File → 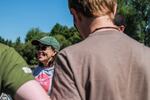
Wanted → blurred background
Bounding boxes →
[0,0,150,66]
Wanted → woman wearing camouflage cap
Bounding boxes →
[31,36,60,95]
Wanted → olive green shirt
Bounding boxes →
[0,43,34,97]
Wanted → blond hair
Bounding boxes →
[69,0,117,19]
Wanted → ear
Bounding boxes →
[114,3,117,15]
[52,51,57,56]
[119,25,125,32]
[70,8,82,22]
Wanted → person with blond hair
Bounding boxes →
[50,0,150,100]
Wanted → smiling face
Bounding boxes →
[36,45,56,66]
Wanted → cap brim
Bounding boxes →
[31,40,40,45]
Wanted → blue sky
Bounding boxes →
[0,0,73,42]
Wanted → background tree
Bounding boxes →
[50,23,81,49]
[25,28,49,42]
[117,0,150,46]
[22,41,37,65]
[0,36,12,46]
[13,37,24,56]
[1,0,150,65]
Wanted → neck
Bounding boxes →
[42,62,49,67]
[89,15,117,33]
[42,58,53,67]
[78,15,116,38]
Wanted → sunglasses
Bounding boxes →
[36,45,48,51]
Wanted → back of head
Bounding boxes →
[114,14,126,32]
[68,0,117,19]
[114,14,126,27]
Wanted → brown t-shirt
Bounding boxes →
[51,30,150,100]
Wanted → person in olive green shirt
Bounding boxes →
[0,43,51,100]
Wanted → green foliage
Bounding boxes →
[25,28,49,43]
[51,23,73,38]
[1,0,150,65]
[117,0,150,46]
[0,36,12,46]
[68,27,81,44]
[50,23,81,49]
[0,26,81,65]
[22,41,38,65]
[13,37,24,56]
[53,34,72,49]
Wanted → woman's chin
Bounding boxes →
[38,58,44,62]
